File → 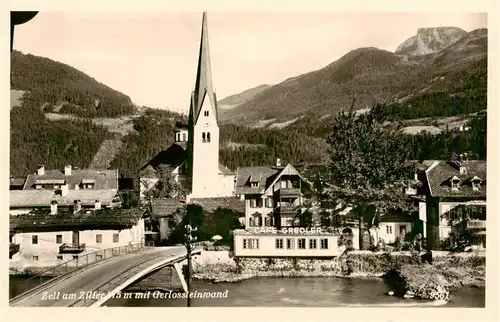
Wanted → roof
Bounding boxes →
[219,164,235,175]
[190,197,245,214]
[151,198,186,217]
[10,178,26,187]
[24,169,118,190]
[425,160,486,198]
[138,143,187,175]
[10,189,118,208]
[190,12,218,125]
[379,212,415,223]
[235,166,281,195]
[10,207,146,233]
[234,163,314,195]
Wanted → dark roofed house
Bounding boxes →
[10,177,26,190]
[10,207,147,267]
[423,160,486,250]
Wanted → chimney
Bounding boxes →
[61,183,69,197]
[50,200,58,215]
[459,153,468,175]
[64,165,72,176]
[73,200,82,213]
[37,165,45,176]
[459,164,467,175]
[276,158,282,167]
[95,199,101,210]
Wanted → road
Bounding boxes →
[10,246,187,307]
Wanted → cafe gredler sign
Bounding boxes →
[250,227,324,234]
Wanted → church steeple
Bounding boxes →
[190,12,218,125]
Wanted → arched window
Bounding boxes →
[182,133,187,141]
[207,132,211,142]
[176,133,180,141]
[202,132,206,142]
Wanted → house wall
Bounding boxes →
[233,233,341,257]
[377,222,412,244]
[244,195,274,227]
[10,219,145,269]
[418,202,427,238]
[159,217,171,242]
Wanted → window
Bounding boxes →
[251,182,258,188]
[250,199,257,208]
[176,133,181,141]
[54,185,60,189]
[243,238,259,249]
[96,234,103,243]
[207,132,211,142]
[204,110,209,117]
[202,132,206,142]
[248,218,254,227]
[451,179,460,190]
[309,239,317,249]
[265,198,273,208]
[182,133,187,141]
[320,238,329,249]
[264,217,270,227]
[286,238,295,249]
[73,255,79,260]
[386,225,393,234]
[281,180,287,188]
[57,255,63,260]
[276,238,284,249]
[32,256,39,261]
[113,233,119,243]
[56,235,62,244]
[32,235,38,244]
[298,238,306,249]
[35,185,42,189]
[472,180,481,191]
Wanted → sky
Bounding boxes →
[12,12,487,114]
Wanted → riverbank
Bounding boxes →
[191,250,485,299]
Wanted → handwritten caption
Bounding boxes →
[41,290,229,301]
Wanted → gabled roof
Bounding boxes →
[219,164,235,175]
[24,169,118,190]
[10,189,119,208]
[425,160,486,198]
[234,163,313,195]
[151,198,185,217]
[190,197,245,214]
[138,143,187,175]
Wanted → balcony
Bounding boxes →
[275,187,301,197]
[275,204,298,214]
[466,220,486,229]
[59,243,86,254]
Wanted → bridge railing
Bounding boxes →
[23,241,153,290]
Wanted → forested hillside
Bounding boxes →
[11,50,134,117]
[10,105,109,176]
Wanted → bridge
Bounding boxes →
[10,245,201,307]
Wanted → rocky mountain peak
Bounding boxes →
[395,27,467,56]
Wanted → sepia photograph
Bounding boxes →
[8,10,489,311]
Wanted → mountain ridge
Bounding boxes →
[219,28,487,126]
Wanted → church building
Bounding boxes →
[139,13,235,199]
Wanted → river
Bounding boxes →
[9,276,484,307]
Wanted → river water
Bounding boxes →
[104,277,484,308]
[10,276,484,307]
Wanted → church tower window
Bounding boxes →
[207,132,211,143]
[204,111,209,117]
[202,132,206,142]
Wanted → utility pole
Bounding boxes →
[184,222,197,307]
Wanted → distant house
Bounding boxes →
[9,206,146,268]
[424,159,486,249]
[10,177,26,190]
[9,165,122,215]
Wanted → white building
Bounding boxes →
[10,204,146,269]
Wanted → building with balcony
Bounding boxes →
[424,159,486,250]
[9,205,147,270]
